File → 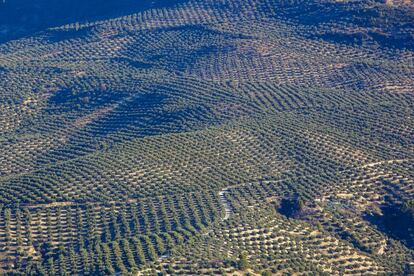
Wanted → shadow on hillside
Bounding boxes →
[365,204,414,249]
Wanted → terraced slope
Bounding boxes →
[0,0,413,275]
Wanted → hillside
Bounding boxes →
[0,0,413,275]
[0,0,187,43]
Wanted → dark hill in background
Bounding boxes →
[0,0,186,43]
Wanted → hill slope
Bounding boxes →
[0,0,413,275]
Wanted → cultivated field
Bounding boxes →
[0,0,413,275]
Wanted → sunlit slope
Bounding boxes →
[0,0,413,275]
